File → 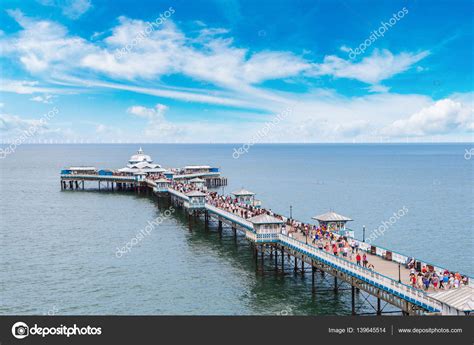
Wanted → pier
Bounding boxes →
[60,149,473,316]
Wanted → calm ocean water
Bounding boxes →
[0,144,472,315]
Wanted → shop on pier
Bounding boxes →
[248,214,284,242]
[312,211,353,236]
[189,177,206,190]
[232,188,261,208]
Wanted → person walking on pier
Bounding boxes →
[362,253,368,268]
[356,253,361,266]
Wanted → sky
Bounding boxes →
[0,0,472,143]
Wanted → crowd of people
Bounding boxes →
[408,265,468,291]
[162,177,469,291]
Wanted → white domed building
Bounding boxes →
[117,148,166,176]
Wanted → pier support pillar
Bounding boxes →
[301,256,304,275]
[294,256,298,273]
[281,248,284,273]
[351,285,356,315]
[260,245,264,268]
[255,245,258,265]
[274,246,278,271]
[218,220,222,232]
[312,265,316,294]
[334,276,338,293]
[377,298,382,316]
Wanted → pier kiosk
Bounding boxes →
[312,211,353,237]
[232,188,261,208]
[154,178,171,193]
[184,190,207,210]
[248,214,284,243]
[189,177,206,190]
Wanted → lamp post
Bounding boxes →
[289,205,293,220]
[362,225,366,242]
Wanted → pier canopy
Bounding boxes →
[429,286,474,315]
[189,177,206,190]
[248,214,284,242]
[154,178,171,193]
[183,165,212,174]
[129,147,153,164]
[232,188,261,208]
[119,148,165,176]
[312,211,353,232]
[185,190,207,209]
[67,166,97,174]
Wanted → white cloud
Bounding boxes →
[367,84,390,93]
[30,94,55,103]
[310,49,430,84]
[381,98,473,136]
[128,104,183,139]
[37,0,92,19]
[0,80,62,94]
[3,9,96,73]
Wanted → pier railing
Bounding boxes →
[167,188,189,201]
[61,174,137,181]
[205,204,254,230]
[279,234,443,312]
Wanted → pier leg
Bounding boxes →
[334,276,338,293]
[218,220,222,232]
[294,256,298,273]
[351,285,356,315]
[301,256,304,275]
[260,245,264,268]
[82,181,84,190]
[377,298,382,316]
[98,181,100,190]
[274,246,278,271]
[312,265,316,294]
[281,248,284,273]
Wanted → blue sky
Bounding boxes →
[0,0,472,143]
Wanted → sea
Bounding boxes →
[0,143,472,315]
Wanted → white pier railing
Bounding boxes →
[279,234,443,312]
[167,188,189,201]
[205,204,254,230]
